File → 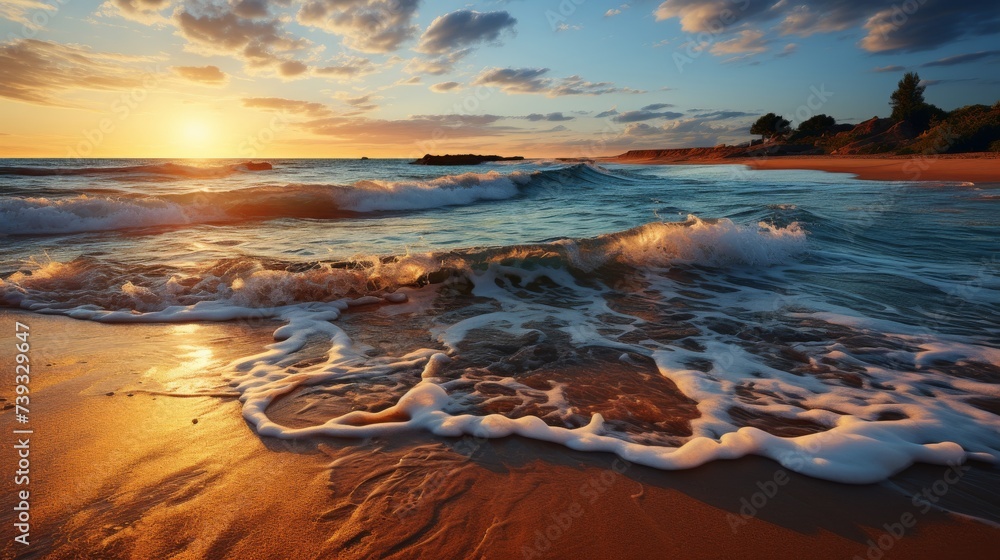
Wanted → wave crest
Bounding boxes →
[0,165,613,235]
[1,217,806,313]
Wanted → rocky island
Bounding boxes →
[411,154,525,165]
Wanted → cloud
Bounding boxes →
[709,30,768,55]
[640,103,674,111]
[232,0,269,18]
[776,43,797,57]
[919,78,976,87]
[612,110,684,123]
[471,67,548,93]
[300,114,513,143]
[654,0,1000,55]
[429,81,461,93]
[100,0,171,24]
[395,75,421,85]
[620,112,751,147]
[860,1,1000,53]
[170,64,227,85]
[0,39,151,106]
[872,64,906,73]
[556,23,582,32]
[654,0,773,32]
[472,67,643,96]
[279,60,308,77]
[621,123,662,137]
[613,107,757,149]
[334,92,378,112]
[692,110,756,120]
[1,0,57,28]
[776,3,866,37]
[297,0,420,53]
[921,50,1000,67]
[242,97,332,117]
[173,3,309,74]
[416,10,517,54]
[315,55,376,80]
[522,112,574,122]
[595,108,619,118]
[604,5,628,18]
[404,49,470,75]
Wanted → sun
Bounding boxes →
[182,121,212,144]
[174,118,219,158]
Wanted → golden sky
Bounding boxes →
[1,0,997,158]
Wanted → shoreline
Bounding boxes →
[606,153,1000,183]
[2,310,999,559]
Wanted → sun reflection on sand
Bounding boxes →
[140,324,227,393]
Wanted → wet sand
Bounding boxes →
[610,153,1000,183]
[1,310,998,559]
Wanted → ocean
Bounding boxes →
[1,158,998,484]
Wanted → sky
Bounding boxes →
[1,0,998,158]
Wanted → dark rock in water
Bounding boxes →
[361,156,370,160]
[411,154,525,166]
[245,161,273,171]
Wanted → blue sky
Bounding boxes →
[1,0,998,157]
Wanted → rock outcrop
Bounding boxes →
[411,154,525,165]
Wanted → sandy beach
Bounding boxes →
[3,0,1000,557]
[3,310,999,559]
[609,152,1000,183]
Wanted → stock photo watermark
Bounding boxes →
[854,462,970,560]
[10,320,33,547]
[521,456,632,559]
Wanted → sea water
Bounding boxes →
[1,158,998,484]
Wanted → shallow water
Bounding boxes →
[2,158,998,483]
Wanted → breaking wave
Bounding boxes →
[0,216,805,312]
[0,164,618,236]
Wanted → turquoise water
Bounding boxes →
[1,158,998,483]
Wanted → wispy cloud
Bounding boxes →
[472,67,644,96]
[242,97,332,117]
[655,0,1000,54]
[429,81,461,93]
[170,65,228,85]
[314,55,377,81]
[921,50,1000,67]
[1,0,58,28]
[300,114,514,143]
[612,110,683,123]
[100,0,171,25]
[0,39,154,106]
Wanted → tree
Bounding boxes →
[890,72,926,122]
[797,114,836,134]
[750,113,791,140]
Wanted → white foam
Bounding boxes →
[338,171,533,212]
[224,310,983,484]
[0,170,537,235]
[4,215,997,487]
[556,216,807,271]
[0,195,201,235]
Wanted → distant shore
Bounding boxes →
[607,151,1000,183]
[3,309,999,559]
